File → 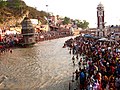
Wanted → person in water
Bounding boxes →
[72,56,75,65]
[10,49,12,53]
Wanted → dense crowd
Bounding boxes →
[0,34,18,54]
[65,35,120,90]
[36,30,71,41]
[0,30,71,54]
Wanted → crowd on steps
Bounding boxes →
[64,35,120,90]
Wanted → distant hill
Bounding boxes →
[0,0,48,27]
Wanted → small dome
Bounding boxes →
[97,2,104,8]
[97,2,104,10]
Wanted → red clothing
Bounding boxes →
[110,66,115,74]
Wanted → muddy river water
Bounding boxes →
[0,36,78,90]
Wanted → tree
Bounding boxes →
[0,0,7,8]
[74,19,82,27]
[7,0,23,9]
[81,20,89,29]
[74,19,89,29]
[62,16,70,25]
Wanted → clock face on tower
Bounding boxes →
[98,11,103,16]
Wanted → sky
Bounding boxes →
[23,0,120,28]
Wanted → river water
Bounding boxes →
[0,36,78,90]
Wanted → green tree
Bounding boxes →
[62,16,70,25]
[74,19,89,29]
[74,19,82,27]
[81,20,89,29]
[0,0,7,8]
[7,0,22,9]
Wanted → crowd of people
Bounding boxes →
[0,29,72,54]
[35,30,72,42]
[64,35,120,90]
[0,34,16,54]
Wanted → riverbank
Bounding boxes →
[0,30,73,53]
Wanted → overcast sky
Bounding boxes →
[23,0,120,28]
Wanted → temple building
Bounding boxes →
[21,16,35,46]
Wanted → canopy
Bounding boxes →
[5,30,17,35]
[83,34,93,38]
[97,38,119,45]
[98,38,108,41]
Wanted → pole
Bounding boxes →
[46,5,48,21]
[46,5,50,31]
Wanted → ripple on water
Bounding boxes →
[0,36,77,90]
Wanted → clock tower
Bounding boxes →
[96,2,105,37]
